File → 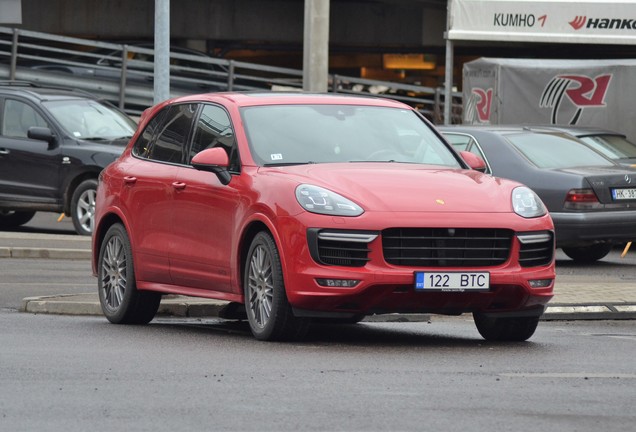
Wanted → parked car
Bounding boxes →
[0,81,137,235]
[92,92,555,342]
[439,125,636,263]
[529,125,636,167]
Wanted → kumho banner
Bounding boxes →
[448,0,636,45]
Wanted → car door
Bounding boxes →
[0,97,61,203]
[170,103,240,294]
[121,103,196,284]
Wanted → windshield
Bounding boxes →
[506,132,615,168]
[579,135,636,159]
[43,99,137,140]
[241,104,460,167]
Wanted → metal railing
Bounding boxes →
[0,26,462,122]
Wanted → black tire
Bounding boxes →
[243,231,310,341]
[0,210,36,229]
[473,312,540,342]
[97,223,161,324]
[562,243,612,263]
[71,178,98,236]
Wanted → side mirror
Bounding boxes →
[191,147,232,185]
[459,150,487,173]
[27,126,57,149]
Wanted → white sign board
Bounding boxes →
[448,0,636,45]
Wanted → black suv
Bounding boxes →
[0,81,137,235]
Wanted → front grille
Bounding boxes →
[518,231,554,267]
[382,228,513,267]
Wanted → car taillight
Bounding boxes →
[564,188,602,209]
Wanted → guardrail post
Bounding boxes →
[227,60,235,91]
[434,88,442,124]
[118,45,129,111]
[10,28,19,80]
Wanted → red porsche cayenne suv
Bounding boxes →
[92,92,555,341]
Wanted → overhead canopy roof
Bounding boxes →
[448,0,636,45]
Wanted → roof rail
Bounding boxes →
[0,80,42,87]
[0,79,98,98]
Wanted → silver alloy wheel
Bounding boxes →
[247,244,274,328]
[76,188,96,233]
[100,235,127,312]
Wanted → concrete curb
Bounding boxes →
[21,294,228,318]
[0,247,91,260]
[543,303,636,320]
[20,294,636,321]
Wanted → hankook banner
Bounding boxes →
[448,0,636,44]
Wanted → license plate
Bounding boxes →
[414,271,490,292]
[612,188,636,200]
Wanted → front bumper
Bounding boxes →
[276,213,555,319]
[551,210,636,247]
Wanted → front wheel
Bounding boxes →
[71,179,98,236]
[98,223,161,324]
[473,312,540,342]
[243,231,310,341]
[0,210,36,229]
[562,244,612,263]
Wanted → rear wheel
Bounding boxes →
[562,243,612,263]
[0,210,36,229]
[98,223,161,324]
[71,178,98,236]
[473,312,540,342]
[244,231,310,341]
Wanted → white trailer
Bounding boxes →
[462,57,636,142]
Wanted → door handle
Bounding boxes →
[172,181,186,190]
[0,148,9,155]
[123,176,137,185]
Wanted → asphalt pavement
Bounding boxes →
[2,230,636,321]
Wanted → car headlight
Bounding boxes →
[296,184,364,216]
[512,186,547,218]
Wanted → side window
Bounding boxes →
[135,104,197,164]
[444,132,491,174]
[1,99,48,138]
[443,133,472,152]
[190,104,239,172]
[133,108,166,159]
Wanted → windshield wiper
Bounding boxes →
[82,135,132,141]
[263,161,317,167]
[349,159,398,163]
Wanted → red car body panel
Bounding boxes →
[93,92,555,319]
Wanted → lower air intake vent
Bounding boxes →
[308,229,377,267]
[518,231,554,267]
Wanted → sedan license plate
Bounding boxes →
[612,188,636,200]
[415,271,490,292]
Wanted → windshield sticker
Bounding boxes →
[270,153,283,161]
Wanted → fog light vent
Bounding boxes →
[529,279,553,288]
[316,279,360,288]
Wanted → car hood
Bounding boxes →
[263,163,519,213]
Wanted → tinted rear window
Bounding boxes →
[506,133,614,168]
